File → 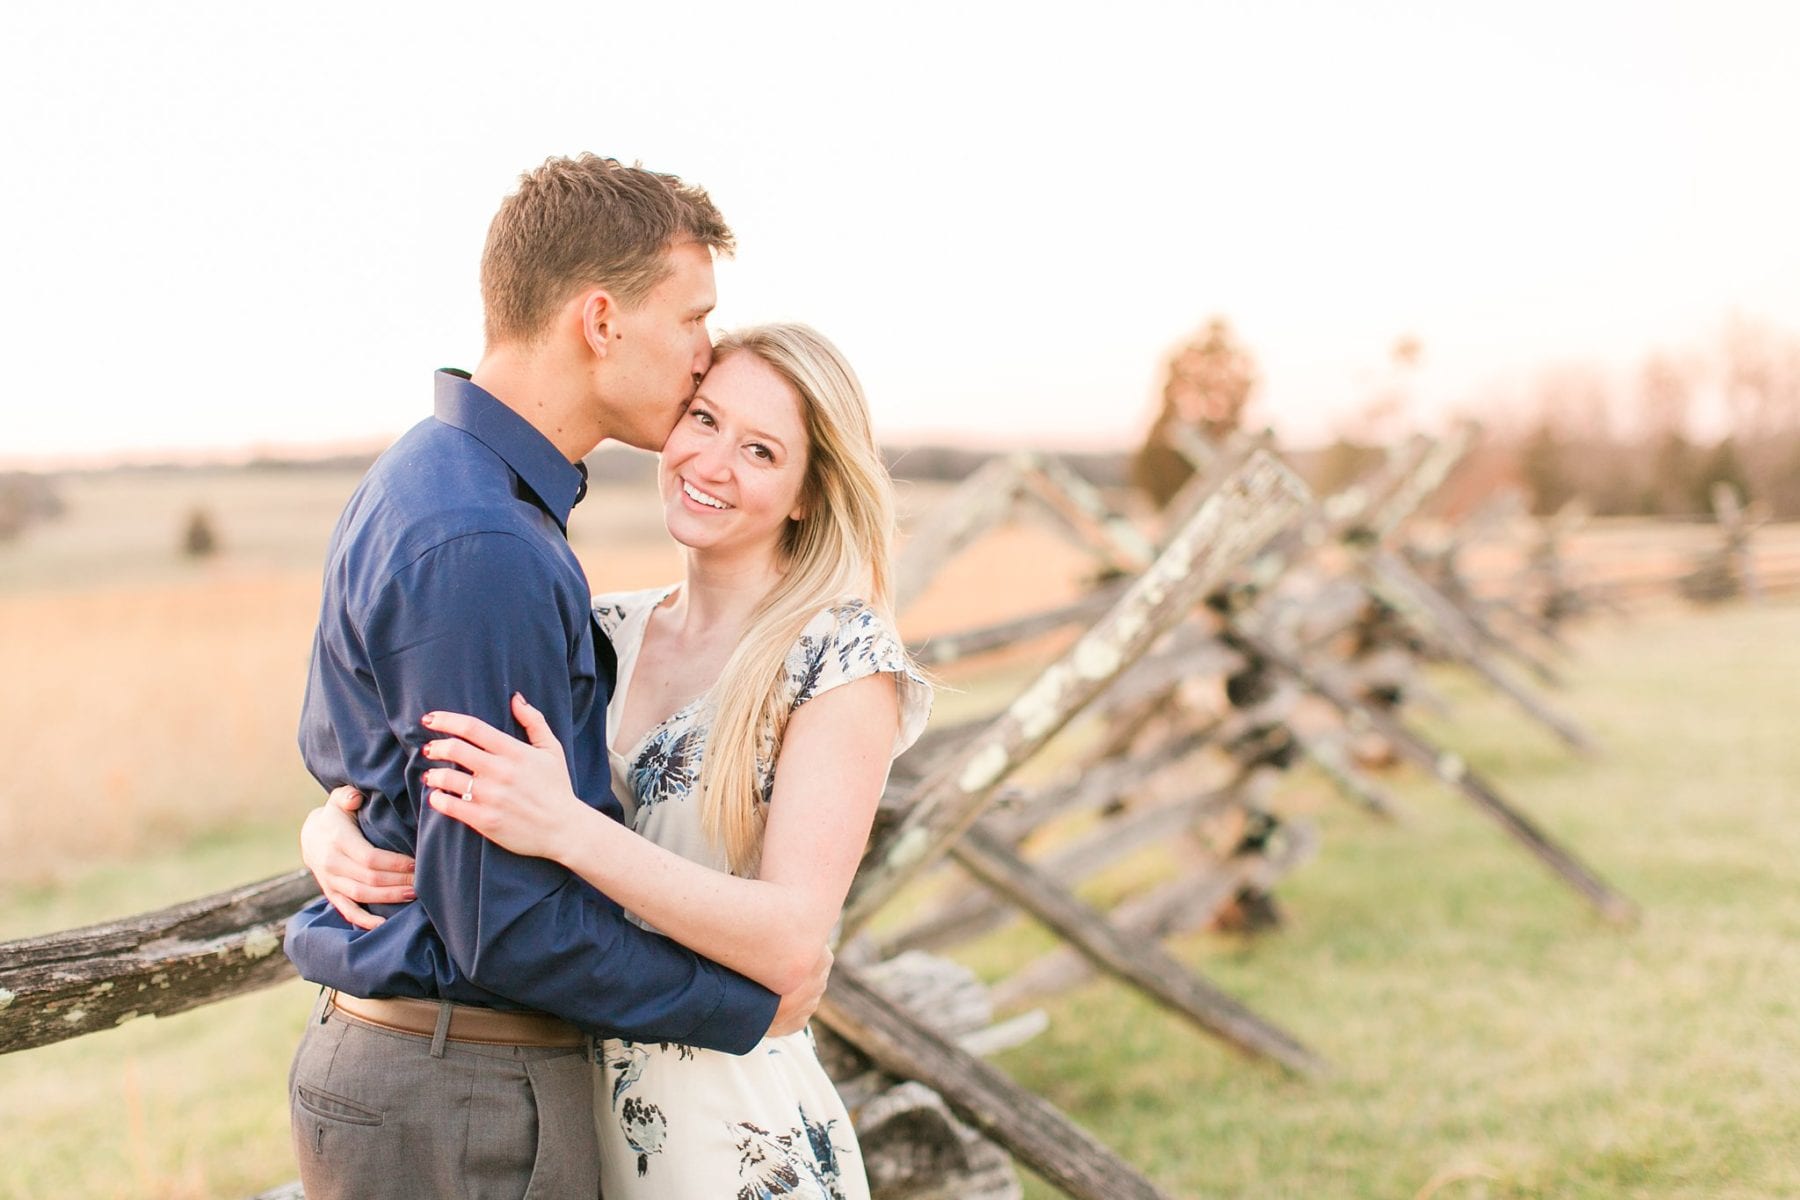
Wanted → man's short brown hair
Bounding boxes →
[480,154,735,345]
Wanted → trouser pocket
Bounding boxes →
[289,1003,599,1200]
[295,1082,385,1126]
[288,1011,408,1198]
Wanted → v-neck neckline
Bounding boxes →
[608,584,709,763]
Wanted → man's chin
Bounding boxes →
[647,410,688,453]
[616,421,677,456]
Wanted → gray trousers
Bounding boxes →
[290,992,601,1200]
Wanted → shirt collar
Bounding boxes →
[433,369,588,529]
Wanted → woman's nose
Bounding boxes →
[691,437,733,479]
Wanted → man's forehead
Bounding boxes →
[658,241,716,305]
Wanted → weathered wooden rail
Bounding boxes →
[0,871,317,1054]
[0,875,1175,1200]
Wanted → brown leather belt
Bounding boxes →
[326,990,585,1048]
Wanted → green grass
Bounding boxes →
[978,602,1800,1199]
[3,602,1798,1197]
[0,816,321,1200]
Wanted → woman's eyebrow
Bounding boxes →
[692,395,788,451]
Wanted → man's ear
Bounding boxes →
[579,288,621,359]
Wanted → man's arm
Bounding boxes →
[363,531,778,1051]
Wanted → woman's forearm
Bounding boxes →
[560,807,830,994]
[420,680,898,997]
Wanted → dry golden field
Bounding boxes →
[0,468,1099,900]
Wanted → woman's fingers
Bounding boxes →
[428,789,485,834]
[322,879,414,929]
[421,735,501,777]
[325,806,416,876]
[305,795,414,881]
[332,878,417,905]
[347,843,417,875]
[326,891,384,931]
[321,852,414,925]
[303,792,413,928]
[511,693,563,751]
[421,767,475,799]
[420,709,511,753]
[335,865,415,890]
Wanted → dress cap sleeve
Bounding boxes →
[592,584,677,641]
[788,600,932,758]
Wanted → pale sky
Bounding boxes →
[4,0,1797,465]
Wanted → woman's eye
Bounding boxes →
[749,444,773,462]
[693,410,716,427]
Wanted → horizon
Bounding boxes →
[0,426,1175,476]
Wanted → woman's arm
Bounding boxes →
[422,682,898,995]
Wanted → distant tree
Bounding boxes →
[1643,431,1698,515]
[0,472,65,542]
[182,507,220,558]
[1480,323,1800,520]
[1163,316,1258,435]
[1132,317,1258,507]
[1519,420,1576,514]
[0,488,23,542]
[1764,434,1800,517]
[1718,317,1800,517]
[1638,354,1693,439]
[1721,316,1799,442]
[1633,355,1698,514]
[1688,438,1753,514]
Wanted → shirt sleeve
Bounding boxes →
[789,601,933,758]
[361,532,778,1051]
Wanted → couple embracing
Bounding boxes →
[285,154,930,1198]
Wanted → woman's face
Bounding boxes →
[657,351,810,560]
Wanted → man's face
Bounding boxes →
[600,241,717,451]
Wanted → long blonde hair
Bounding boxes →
[696,323,904,876]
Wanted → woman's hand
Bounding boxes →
[421,693,594,863]
[300,786,416,930]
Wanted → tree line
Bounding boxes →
[1135,316,1800,519]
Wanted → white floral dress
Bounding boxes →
[590,585,931,1200]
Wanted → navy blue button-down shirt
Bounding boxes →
[284,370,778,1053]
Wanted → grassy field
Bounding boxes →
[1,469,1796,1197]
[984,599,1800,1199]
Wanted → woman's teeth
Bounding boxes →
[683,480,729,509]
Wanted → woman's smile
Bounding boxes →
[679,478,734,511]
